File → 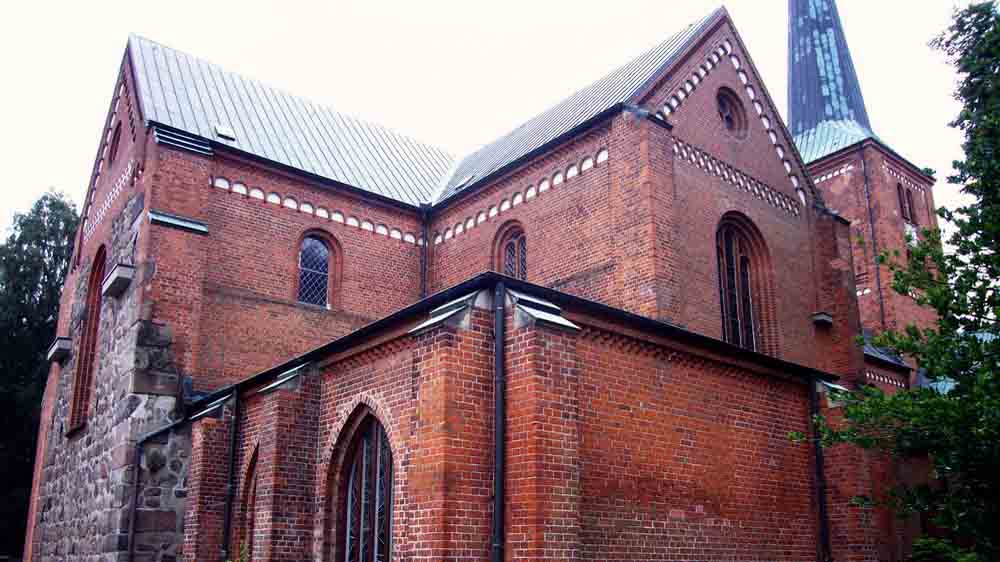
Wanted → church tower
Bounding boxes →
[788,0,939,338]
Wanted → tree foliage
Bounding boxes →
[0,191,78,556]
[813,3,1000,560]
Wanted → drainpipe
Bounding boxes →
[858,145,887,329]
[220,391,241,562]
[420,204,431,298]
[809,377,833,562]
[491,281,507,562]
[127,415,188,562]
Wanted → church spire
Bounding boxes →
[788,0,876,162]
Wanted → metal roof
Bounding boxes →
[128,35,454,207]
[434,8,723,202]
[794,118,880,163]
[787,0,876,163]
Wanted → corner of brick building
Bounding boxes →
[809,142,939,343]
[24,48,197,562]
[811,208,866,384]
[182,295,498,561]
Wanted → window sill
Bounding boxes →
[295,301,333,312]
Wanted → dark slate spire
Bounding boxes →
[788,0,877,162]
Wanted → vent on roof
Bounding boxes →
[214,123,236,141]
[153,126,213,156]
[455,174,476,190]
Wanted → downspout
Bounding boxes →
[420,204,431,298]
[809,377,833,562]
[491,281,507,562]
[858,145,887,329]
[127,415,188,562]
[220,390,241,562]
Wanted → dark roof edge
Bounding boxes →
[810,201,852,225]
[430,103,627,211]
[864,349,912,372]
[147,120,423,213]
[806,135,935,185]
[189,272,838,412]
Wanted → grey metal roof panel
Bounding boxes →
[788,0,872,137]
[793,118,878,163]
[128,34,454,207]
[434,8,722,202]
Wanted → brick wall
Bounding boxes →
[145,147,425,391]
[29,13,920,561]
[427,22,861,371]
[428,124,627,307]
[569,321,818,560]
[810,142,939,337]
[179,287,868,561]
[183,295,499,561]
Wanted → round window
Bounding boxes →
[716,88,748,139]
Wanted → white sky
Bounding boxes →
[0,0,969,234]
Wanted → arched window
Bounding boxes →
[108,122,122,165]
[70,246,106,431]
[717,223,759,351]
[339,415,393,562]
[716,88,748,138]
[237,449,259,560]
[298,235,330,307]
[495,225,527,280]
[897,183,912,222]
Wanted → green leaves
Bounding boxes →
[808,4,1000,559]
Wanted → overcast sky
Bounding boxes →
[0,0,968,233]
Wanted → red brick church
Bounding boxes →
[25,1,938,560]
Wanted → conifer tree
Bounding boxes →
[0,191,78,556]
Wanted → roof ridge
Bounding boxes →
[126,34,454,161]
[434,7,723,202]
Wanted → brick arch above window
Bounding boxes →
[108,122,122,165]
[294,229,342,309]
[715,212,778,356]
[323,403,397,562]
[235,444,259,558]
[69,245,107,433]
[493,221,527,280]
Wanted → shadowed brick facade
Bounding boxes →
[26,3,934,561]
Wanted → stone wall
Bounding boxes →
[32,188,193,562]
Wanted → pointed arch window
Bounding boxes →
[905,189,916,225]
[108,122,122,165]
[897,183,913,223]
[237,450,259,560]
[717,224,758,351]
[496,226,527,280]
[298,235,330,307]
[339,415,393,562]
[69,246,106,431]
